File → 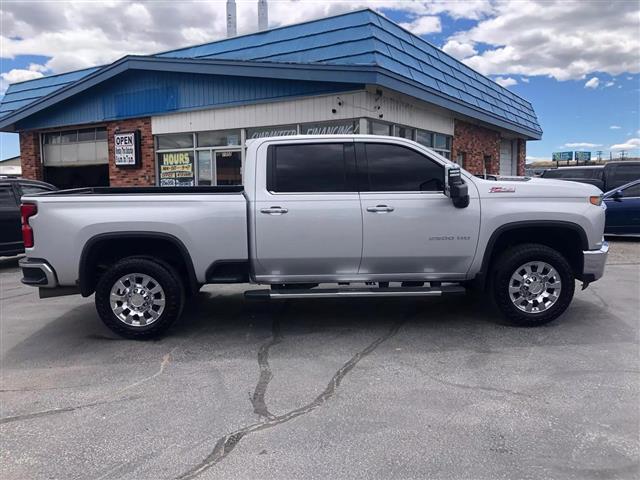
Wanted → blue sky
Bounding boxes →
[1,0,639,161]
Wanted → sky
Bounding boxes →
[1,0,639,162]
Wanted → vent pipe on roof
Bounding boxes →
[226,0,237,37]
[258,0,269,31]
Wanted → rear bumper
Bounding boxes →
[582,241,609,282]
[19,258,58,287]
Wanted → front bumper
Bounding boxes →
[19,258,58,288]
[582,241,609,282]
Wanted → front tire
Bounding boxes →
[95,257,184,339]
[492,244,575,326]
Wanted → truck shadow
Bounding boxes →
[2,288,633,369]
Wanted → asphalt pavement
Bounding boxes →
[1,240,639,480]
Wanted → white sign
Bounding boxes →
[114,132,138,166]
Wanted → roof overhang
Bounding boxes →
[0,55,542,139]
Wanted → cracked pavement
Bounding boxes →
[1,240,639,480]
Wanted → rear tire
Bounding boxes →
[492,243,575,326]
[95,257,184,339]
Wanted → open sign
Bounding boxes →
[114,131,141,167]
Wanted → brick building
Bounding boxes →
[0,9,540,189]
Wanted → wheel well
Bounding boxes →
[79,234,197,297]
[482,224,586,286]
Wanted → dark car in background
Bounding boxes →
[603,179,640,237]
[0,177,57,256]
[541,161,640,191]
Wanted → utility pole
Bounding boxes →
[619,150,627,160]
[226,0,237,37]
[595,150,602,163]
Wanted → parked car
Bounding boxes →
[540,161,640,191]
[18,135,608,338]
[0,177,56,256]
[603,179,640,236]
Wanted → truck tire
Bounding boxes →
[95,257,185,339]
[492,243,575,326]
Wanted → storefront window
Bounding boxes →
[44,132,61,144]
[300,119,359,135]
[60,130,78,143]
[197,129,241,147]
[434,133,450,150]
[95,127,107,141]
[416,130,433,147]
[197,151,213,185]
[156,133,194,150]
[393,125,414,139]
[246,125,297,139]
[158,151,195,187]
[369,120,391,136]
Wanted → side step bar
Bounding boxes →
[245,285,466,300]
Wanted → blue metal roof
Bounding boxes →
[0,8,541,138]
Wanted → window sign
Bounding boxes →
[247,125,297,139]
[158,151,195,187]
[114,131,141,167]
[300,120,359,135]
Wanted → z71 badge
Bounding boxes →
[489,186,516,193]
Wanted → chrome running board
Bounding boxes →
[245,285,466,300]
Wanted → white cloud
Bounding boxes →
[0,64,46,84]
[494,76,517,87]
[400,16,441,35]
[521,77,530,83]
[441,39,477,59]
[0,0,638,84]
[610,138,640,150]
[448,0,640,81]
[609,125,622,129]
[604,81,615,87]
[584,77,599,89]
[0,1,485,75]
[564,142,602,148]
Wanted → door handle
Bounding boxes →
[260,206,288,215]
[366,205,394,213]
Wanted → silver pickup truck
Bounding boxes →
[19,135,608,338]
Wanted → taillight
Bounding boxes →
[20,203,37,248]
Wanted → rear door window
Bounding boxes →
[268,143,355,193]
[611,164,640,187]
[363,143,444,191]
[0,185,17,206]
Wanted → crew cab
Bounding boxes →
[19,135,608,338]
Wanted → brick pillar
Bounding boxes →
[517,138,526,176]
[451,119,500,175]
[107,117,155,187]
[19,131,43,180]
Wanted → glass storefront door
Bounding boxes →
[196,149,241,186]
[215,150,242,185]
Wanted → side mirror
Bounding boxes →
[612,190,624,202]
[445,165,469,208]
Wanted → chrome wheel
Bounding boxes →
[109,273,166,326]
[508,261,562,314]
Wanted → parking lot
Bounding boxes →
[1,240,639,480]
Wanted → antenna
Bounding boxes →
[227,0,237,37]
[258,0,269,31]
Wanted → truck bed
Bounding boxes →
[22,187,249,286]
[38,185,244,196]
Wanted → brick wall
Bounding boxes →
[107,117,155,186]
[517,138,526,176]
[451,119,501,175]
[19,131,43,180]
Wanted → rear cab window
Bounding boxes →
[267,143,356,193]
